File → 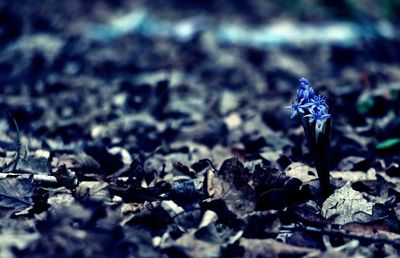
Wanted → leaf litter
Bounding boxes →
[0,1,400,257]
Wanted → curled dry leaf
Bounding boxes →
[76,181,110,202]
[57,153,101,177]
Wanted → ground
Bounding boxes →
[0,1,400,257]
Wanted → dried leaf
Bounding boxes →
[285,162,317,183]
[5,155,50,174]
[163,233,221,258]
[57,153,100,174]
[76,181,110,202]
[0,178,35,213]
[240,238,319,257]
[322,182,374,225]
[204,161,256,216]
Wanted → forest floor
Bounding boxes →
[0,1,400,257]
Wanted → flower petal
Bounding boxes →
[320,114,331,120]
[300,103,313,108]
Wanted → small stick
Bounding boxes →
[203,158,218,173]
[0,173,58,185]
[278,225,400,247]
[9,114,21,173]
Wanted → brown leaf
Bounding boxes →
[240,238,319,258]
[204,158,256,216]
[57,153,100,178]
[163,233,221,258]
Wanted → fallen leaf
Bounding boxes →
[76,181,110,202]
[204,157,256,216]
[240,238,319,257]
[285,162,317,183]
[163,233,221,258]
[322,182,374,225]
[0,178,35,214]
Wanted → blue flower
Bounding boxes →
[304,109,331,129]
[285,100,305,119]
[301,95,328,112]
[312,95,327,109]
[297,77,314,101]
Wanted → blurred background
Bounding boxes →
[0,0,399,167]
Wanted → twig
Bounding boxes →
[279,225,400,247]
[0,172,58,185]
[9,114,21,172]
[203,158,218,173]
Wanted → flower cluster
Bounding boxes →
[286,78,331,129]
[285,77,332,195]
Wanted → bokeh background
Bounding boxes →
[0,0,399,166]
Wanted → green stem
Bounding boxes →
[299,115,331,196]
